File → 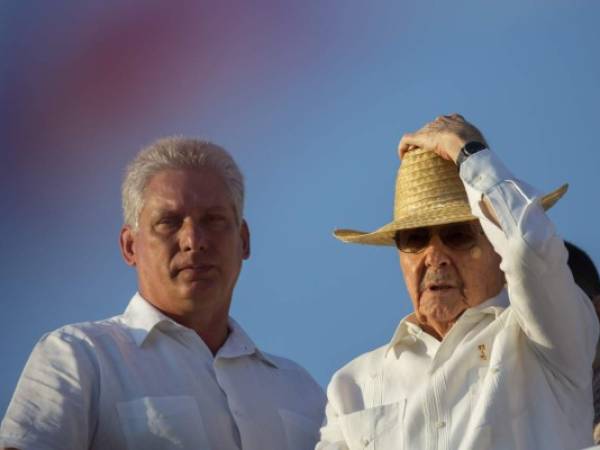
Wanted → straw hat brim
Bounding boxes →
[334,183,568,246]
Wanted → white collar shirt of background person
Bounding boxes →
[316,149,599,450]
[0,292,326,450]
[593,369,600,444]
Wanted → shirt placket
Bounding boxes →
[422,370,448,450]
[423,327,466,450]
[213,357,244,450]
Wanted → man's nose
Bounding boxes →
[423,234,451,268]
[179,220,208,252]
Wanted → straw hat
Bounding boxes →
[334,147,568,246]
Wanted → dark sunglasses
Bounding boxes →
[394,222,481,254]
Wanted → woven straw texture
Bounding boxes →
[334,148,567,246]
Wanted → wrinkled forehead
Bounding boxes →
[142,168,235,212]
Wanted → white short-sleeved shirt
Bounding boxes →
[0,293,326,450]
[317,150,599,450]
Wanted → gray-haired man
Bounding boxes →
[1,138,325,450]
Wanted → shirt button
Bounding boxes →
[491,367,500,374]
[361,437,370,447]
[436,421,446,429]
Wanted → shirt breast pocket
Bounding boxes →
[116,395,209,450]
[338,401,405,450]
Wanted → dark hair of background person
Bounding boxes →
[565,241,600,300]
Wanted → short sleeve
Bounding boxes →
[0,329,99,450]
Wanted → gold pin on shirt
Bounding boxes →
[478,344,488,361]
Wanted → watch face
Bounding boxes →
[457,141,487,167]
[464,141,487,156]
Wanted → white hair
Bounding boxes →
[122,137,244,230]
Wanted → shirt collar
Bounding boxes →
[385,314,422,357]
[122,292,176,347]
[121,293,278,368]
[385,288,510,357]
[217,318,279,368]
[462,287,509,318]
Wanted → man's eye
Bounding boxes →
[157,217,180,228]
[444,231,475,248]
[208,215,227,224]
[205,215,231,229]
[406,230,429,246]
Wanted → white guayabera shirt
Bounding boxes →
[0,293,326,450]
[316,150,599,450]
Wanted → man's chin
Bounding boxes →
[418,297,466,324]
[178,281,218,298]
[420,289,462,307]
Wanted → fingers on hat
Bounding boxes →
[437,113,465,121]
[398,132,423,158]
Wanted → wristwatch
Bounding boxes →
[456,141,487,168]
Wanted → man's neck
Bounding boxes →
[422,321,455,341]
[196,321,230,356]
[172,310,230,355]
[145,296,231,355]
[408,314,459,341]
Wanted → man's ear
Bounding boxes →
[119,225,137,267]
[241,219,250,260]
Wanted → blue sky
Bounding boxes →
[2,1,600,415]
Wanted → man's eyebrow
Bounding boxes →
[150,207,180,218]
[206,205,229,212]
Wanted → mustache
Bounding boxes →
[419,270,461,292]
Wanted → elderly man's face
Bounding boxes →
[120,168,249,319]
[398,220,504,336]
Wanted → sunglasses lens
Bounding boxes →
[395,223,478,253]
[395,228,430,253]
[440,224,477,250]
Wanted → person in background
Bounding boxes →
[316,114,598,449]
[0,138,325,450]
[565,240,600,444]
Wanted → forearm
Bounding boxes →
[461,149,599,385]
